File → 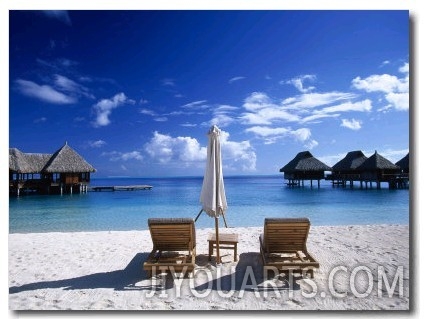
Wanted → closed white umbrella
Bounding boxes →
[196,125,228,264]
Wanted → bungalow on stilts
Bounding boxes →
[328,150,368,188]
[356,151,401,189]
[280,151,332,188]
[9,142,96,196]
[394,152,410,189]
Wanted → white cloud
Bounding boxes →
[354,63,409,93]
[42,10,71,26]
[54,74,79,92]
[145,131,206,165]
[167,110,187,116]
[181,100,209,109]
[380,60,390,67]
[37,58,78,70]
[245,125,317,147]
[240,91,367,145]
[206,104,239,127]
[300,113,340,123]
[54,74,94,99]
[304,139,319,150]
[139,108,171,121]
[15,79,76,104]
[33,117,47,123]
[290,128,318,149]
[352,74,407,93]
[243,92,273,112]
[181,123,198,127]
[241,109,300,125]
[120,151,144,161]
[282,92,357,110]
[208,114,235,127]
[283,74,317,93]
[291,127,312,142]
[241,92,299,125]
[16,72,95,105]
[385,92,409,111]
[245,126,290,144]
[240,112,272,125]
[246,93,329,124]
[341,118,362,130]
[219,131,256,171]
[399,62,409,74]
[145,130,256,171]
[318,99,372,114]
[229,76,246,84]
[89,140,107,148]
[92,93,135,127]
[161,78,175,87]
[102,150,143,161]
[78,75,117,85]
[352,63,409,111]
[216,105,239,112]
[245,126,290,137]
[140,108,157,116]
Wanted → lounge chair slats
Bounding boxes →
[260,217,319,278]
[143,218,196,277]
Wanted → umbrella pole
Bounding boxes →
[222,213,228,228]
[215,217,220,264]
[194,208,204,222]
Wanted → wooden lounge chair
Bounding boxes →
[143,218,196,277]
[259,218,319,278]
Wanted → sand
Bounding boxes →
[8,224,409,311]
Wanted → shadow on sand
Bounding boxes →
[9,253,154,294]
[10,252,305,295]
[193,252,302,293]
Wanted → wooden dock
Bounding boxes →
[89,185,153,192]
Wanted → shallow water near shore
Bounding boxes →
[9,175,409,233]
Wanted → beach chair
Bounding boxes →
[259,218,319,278]
[143,218,196,278]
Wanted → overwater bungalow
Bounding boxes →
[394,153,410,189]
[9,142,96,196]
[280,151,332,188]
[328,150,368,187]
[395,153,409,174]
[356,151,401,189]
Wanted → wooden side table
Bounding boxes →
[208,233,239,262]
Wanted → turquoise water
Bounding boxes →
[9,176,409,234]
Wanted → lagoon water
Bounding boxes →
[9,175,409,234]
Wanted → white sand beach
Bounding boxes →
[8,224,409,311]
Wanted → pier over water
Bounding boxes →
[89,185,153,192]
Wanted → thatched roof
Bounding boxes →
[10,148,30,172]
[9,148,51,173]
[332,150,368,171]
[280,151,332,173]
[9,143,96,174]
[395,153,409,171]
[357,151,400,171]
[43,143,96,173]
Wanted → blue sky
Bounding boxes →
[9,10,409,177]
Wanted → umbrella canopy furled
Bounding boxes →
[198,125,228,264]
[200,125,228,218]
